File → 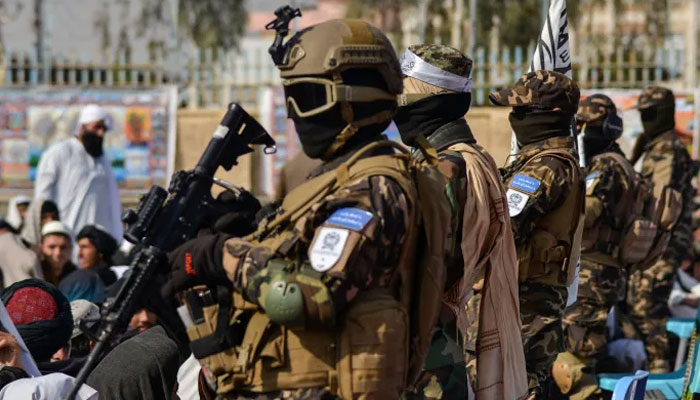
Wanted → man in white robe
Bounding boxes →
[34,104,123,246]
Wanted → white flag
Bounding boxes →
[530,0,572,77]
[509,0,573,160]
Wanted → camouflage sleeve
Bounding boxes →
[437,151,468,287]
[643,140,696,263]
[584,157,628,228]
[669,147,696,264]
[505,156,572,243]
[223,175,410,328]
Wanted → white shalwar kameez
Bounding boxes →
[34,137,123,244]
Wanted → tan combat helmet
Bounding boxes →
[277,19,403,157]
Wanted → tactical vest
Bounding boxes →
[515,148,584,287]
[186,141,449,399]
[581,152,682,270]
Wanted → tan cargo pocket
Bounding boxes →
[619,218,657,264]
[186,304,241,393]
[520,230,565,283]
[656,186,682,231]
[337,291,409,399]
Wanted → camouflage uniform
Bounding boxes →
[502,136,582,397]
[627,87,697,372]
[398,45,528,400]
[491,71,584,399]
[221,169,411,400]
[556,95,630,399]
[167,19,451,400]
[396,44,474,400]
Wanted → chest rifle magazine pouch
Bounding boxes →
[520,229,568,285]
[184,290,262,394]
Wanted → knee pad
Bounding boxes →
[552,352,586,395]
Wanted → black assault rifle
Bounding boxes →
[66,103,276,400]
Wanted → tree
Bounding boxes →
[137,0,247,56]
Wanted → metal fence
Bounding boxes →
[1,40,693,108]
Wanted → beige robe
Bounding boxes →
[444,143,528,400]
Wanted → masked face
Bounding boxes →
[508,108,573,147]
[581,124,612,158]
[640,106,674,139]
[393,92,471,147]
[289,105,347,159]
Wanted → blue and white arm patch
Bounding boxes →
[586,171,600,190]
[509,174,541,194]
[326,207,374,231]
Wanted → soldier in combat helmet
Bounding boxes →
[491,70,585,400]
[162,18,450,399]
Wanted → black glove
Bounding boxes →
[161,233,230,299]
[255,200,282,226]
[212,189,262,236]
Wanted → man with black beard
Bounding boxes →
[626,87,697,373]
[493,71,585,400]
[35,104,122,245]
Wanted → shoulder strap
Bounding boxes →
[605,152,638,184]
[252,141,414,239]
[530,147,578,165]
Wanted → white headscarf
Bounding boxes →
[0,373,98,399]
[399,49,473,93]
[5,195,30,231]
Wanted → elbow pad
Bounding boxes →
[264,278,306,327]
[250,259,336,328]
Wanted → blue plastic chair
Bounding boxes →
[598,305,700,399]
[611,370,649,400]
[668,317,695,370]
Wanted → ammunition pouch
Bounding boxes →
[519,230,571,287]
[582,152,682,271]
[185,289,408,397]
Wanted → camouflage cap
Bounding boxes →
[636,86,674,110]
[576,94,617,124]
[489,70,580,113]
[407,44,472,78]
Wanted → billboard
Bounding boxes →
[0,86,177,193]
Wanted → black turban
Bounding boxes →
[77,225,119,261]
[40,200,60,220]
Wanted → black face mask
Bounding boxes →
[81,130,104,158]
[290,105,346,160]
[640,106,675,139]
[393,92,471,147]
[508,109,572,147]
[291,102,392,161]
[582,125,612,159]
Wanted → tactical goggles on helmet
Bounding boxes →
[282,77,396,118]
